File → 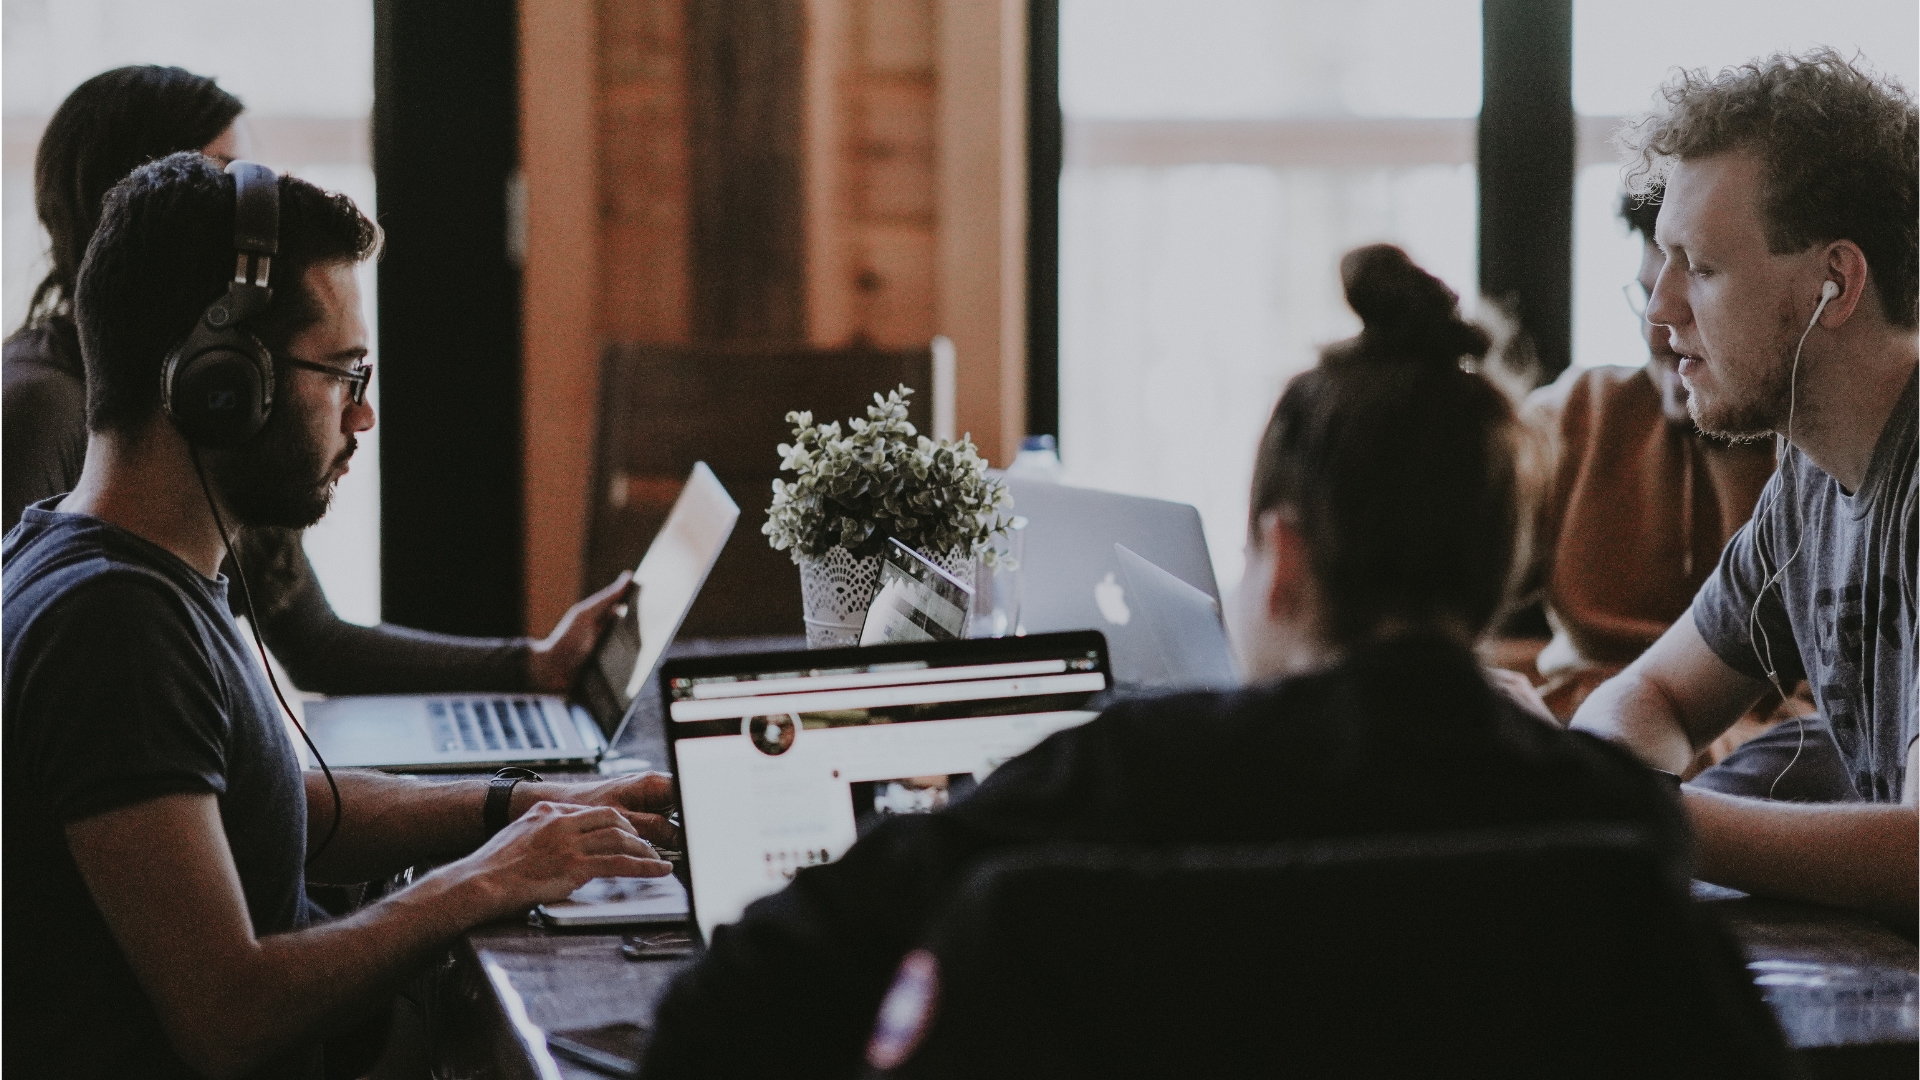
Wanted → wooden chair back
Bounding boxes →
[587,342,944,638]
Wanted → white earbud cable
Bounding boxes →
[1746,281,1834,798]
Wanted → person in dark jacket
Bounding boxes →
[641,245,1689,1078]
[3,65,624,696]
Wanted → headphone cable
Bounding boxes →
[191,447,344,870]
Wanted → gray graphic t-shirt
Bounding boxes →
[1694,371,1917,803]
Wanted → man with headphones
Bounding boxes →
[2,153,678,1077]
[1572,49,1917,922]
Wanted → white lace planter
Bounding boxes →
[797,545,975,648]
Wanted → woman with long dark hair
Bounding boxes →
[3,66,623,695]
[6,66,244,527]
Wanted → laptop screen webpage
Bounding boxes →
[664,633,1110,943]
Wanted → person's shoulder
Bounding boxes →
[1534,364,1653,417]
[5,517,201,636]
[4,320,83,377]
[1485,690,1677,803]
[3,324,87,458]
[1093,682,1323,746]
[3,327,85,407]
[1523,365,1652,446]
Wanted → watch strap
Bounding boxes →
[485,767,544,837]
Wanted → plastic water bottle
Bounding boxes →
[1007,434,1063,483]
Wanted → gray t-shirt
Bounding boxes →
[1694,371,1918,803]
[3,506,321,1078]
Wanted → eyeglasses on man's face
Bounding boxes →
[1622,281,1650,321]
[283,355,373,406]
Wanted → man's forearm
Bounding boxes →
[1685,788,1919,921]
[198,864,493,1077]
[303,771,492,883]
[1569,670,1699,772]
[303,771,622,884]
[1568,614,1769,772]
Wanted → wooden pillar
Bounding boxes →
[687,0,808,344]
[520,0,601,632]
[935,0,1027,465]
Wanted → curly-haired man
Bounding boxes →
[1573,48,1917,920]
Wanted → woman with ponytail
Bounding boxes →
[639,247,1733,1078]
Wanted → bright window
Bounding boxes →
[1568,0,1919,371]
[1058,0,1482,589]
[3,0,381,624]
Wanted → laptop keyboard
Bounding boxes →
[426,698,562,754]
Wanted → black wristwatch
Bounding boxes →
[484,767,544,838]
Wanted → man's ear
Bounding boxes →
[1817,240,1872,328]
[1255,509,1312,624]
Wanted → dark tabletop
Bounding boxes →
[447,638,1919,1078]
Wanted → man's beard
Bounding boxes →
[208,401,354,530]
[1687,304,1797,442]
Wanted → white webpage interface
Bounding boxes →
[669,650,1107,943]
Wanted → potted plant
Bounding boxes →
[764,386,1012,646]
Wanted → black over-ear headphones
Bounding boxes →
[164,159,346,866]
[160,160,280,450]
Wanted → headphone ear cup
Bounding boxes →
[163,331,274,449]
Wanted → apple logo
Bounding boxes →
[1093,572,1131,626]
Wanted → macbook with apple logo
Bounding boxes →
[1003,478,1230,692]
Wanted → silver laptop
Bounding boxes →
[304,463,739,772]
[1004,478,1221,689]
[661,630,1112,943]
[1114,543,1239,690]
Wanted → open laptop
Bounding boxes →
[304,463,739,772]
[661,631,1111,943]
[1004,478,1221,690]
[1114,543,1239,690]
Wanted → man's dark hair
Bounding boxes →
[1250,245,1519,647]
[1618,187,1660,243]
[23,66,244,344]
[74,152,380,434]
[1619,47,1918,327]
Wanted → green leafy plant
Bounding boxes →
[764,386,1012,564]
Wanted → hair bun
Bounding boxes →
[1336,244,1491,364]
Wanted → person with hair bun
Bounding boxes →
[639,246,1692,1078]
[3,65,629,701]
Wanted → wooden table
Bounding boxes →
[437,638,1919,1078]
[449,889,1916,1080]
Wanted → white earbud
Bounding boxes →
[1820,279,1840,302]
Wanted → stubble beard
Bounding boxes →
[1687,303,1797,444]
[210,395,352,530]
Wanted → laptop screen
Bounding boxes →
[576,462,740,740]
[663,632,1110,942]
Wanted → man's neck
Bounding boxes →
[1784,328,1918,493]
[58,420,231,578]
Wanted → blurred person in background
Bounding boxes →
[1510,189,1855,802]
[3,65,626,699]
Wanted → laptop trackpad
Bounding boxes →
[305,697,443,767]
